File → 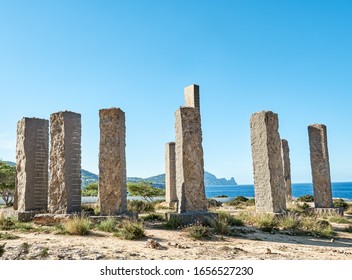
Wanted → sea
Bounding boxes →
[1,182,351,205]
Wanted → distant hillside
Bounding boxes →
[81,169,98,187]
[139,171,237,186]
[1,161,237,187]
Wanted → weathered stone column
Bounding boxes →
[250,111,286,213]
[308,124,333,208]
[281,139,292,203]
[165,142,177,206]
[175,107,207,213]
[98,108,127,215]
[184,84,200,110]
[48,111,81,214]
[15,118,49,212]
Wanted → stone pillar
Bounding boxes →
[48,111,81,214]
[281,139,292,203]
[184,84,200,110]
[308,124,333,208]
[250,111,286,213]
[15,118,49,212]
[165,142,177,206]
[99,108,127,215]
[175,107,207,213]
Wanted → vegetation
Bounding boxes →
[0,161,16,206]
[163,216,181,229]
[297,195,314,203]
[114,221,145,240]
[142,213,165,222]
[0,243,5,257]
[225,196,255,208]
[328,216,351,224]
[82,182,98,197]
[96,217,117,232]
[0,232,20,240]
[333,198,349,210]
[127,181,165,202]
[39,247,49,259]
[187,222,212,240]
[62,218,91,235]
[127,200,156,213]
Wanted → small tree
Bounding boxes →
[82,182,98,197]
[0,161,16,207]
[127,181,165,202]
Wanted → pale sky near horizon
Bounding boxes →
[0,0,351,184]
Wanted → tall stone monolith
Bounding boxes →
[98,108,127,215]
[48,111,81,214]
[281,139,292,203]
[250,111,286,213]
[165,142,177,206]
[175,107,207,213]
[184,84,200,110]
[308,124,333,208]
[15,118,49,212]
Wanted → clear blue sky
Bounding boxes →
[0,0,351,184]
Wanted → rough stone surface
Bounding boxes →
[165,142,177,206]
[166,212,217,226]
[184,84,200,110]
[306,207,344,216]
[250,111,286,213]
[175,107,207,213]
[281,139,292,203]
[99,108,127,215]
[15,118,49,212]
[308,124,333,208]
[48,111,81,214]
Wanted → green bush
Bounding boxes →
[127,200,155,213]
[63,218,91,235]
[163,216,181,229]
[0,216,15,230]
[142,213,165,222]
[187,222,211,240]
[217,212,244,227]
[333,199,349,210]
[209,217,229,235]
[127,181,165,202]
[114,221,145,240]
[97,217,117,232]
[82,182,98,197]
[256,214,278,232]
[297,195,314,203]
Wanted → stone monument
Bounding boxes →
[165,142,177,207]
[98,108,127,215]
[250,111,286,213]
[15,118,49,213]
[48,111,81,214]
[308,124,333,208]
[281,139,292,203]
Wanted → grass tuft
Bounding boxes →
[187,222,212,240]
[62,218,91,235]
[114,221,145,240]
[97,217,117,232]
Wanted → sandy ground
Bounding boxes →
[1,220,352,260]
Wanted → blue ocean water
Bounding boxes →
[206,182,352,202]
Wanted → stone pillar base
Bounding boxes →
[306,207,344,216]
[16,211,49,222]
[166,211,217,225]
